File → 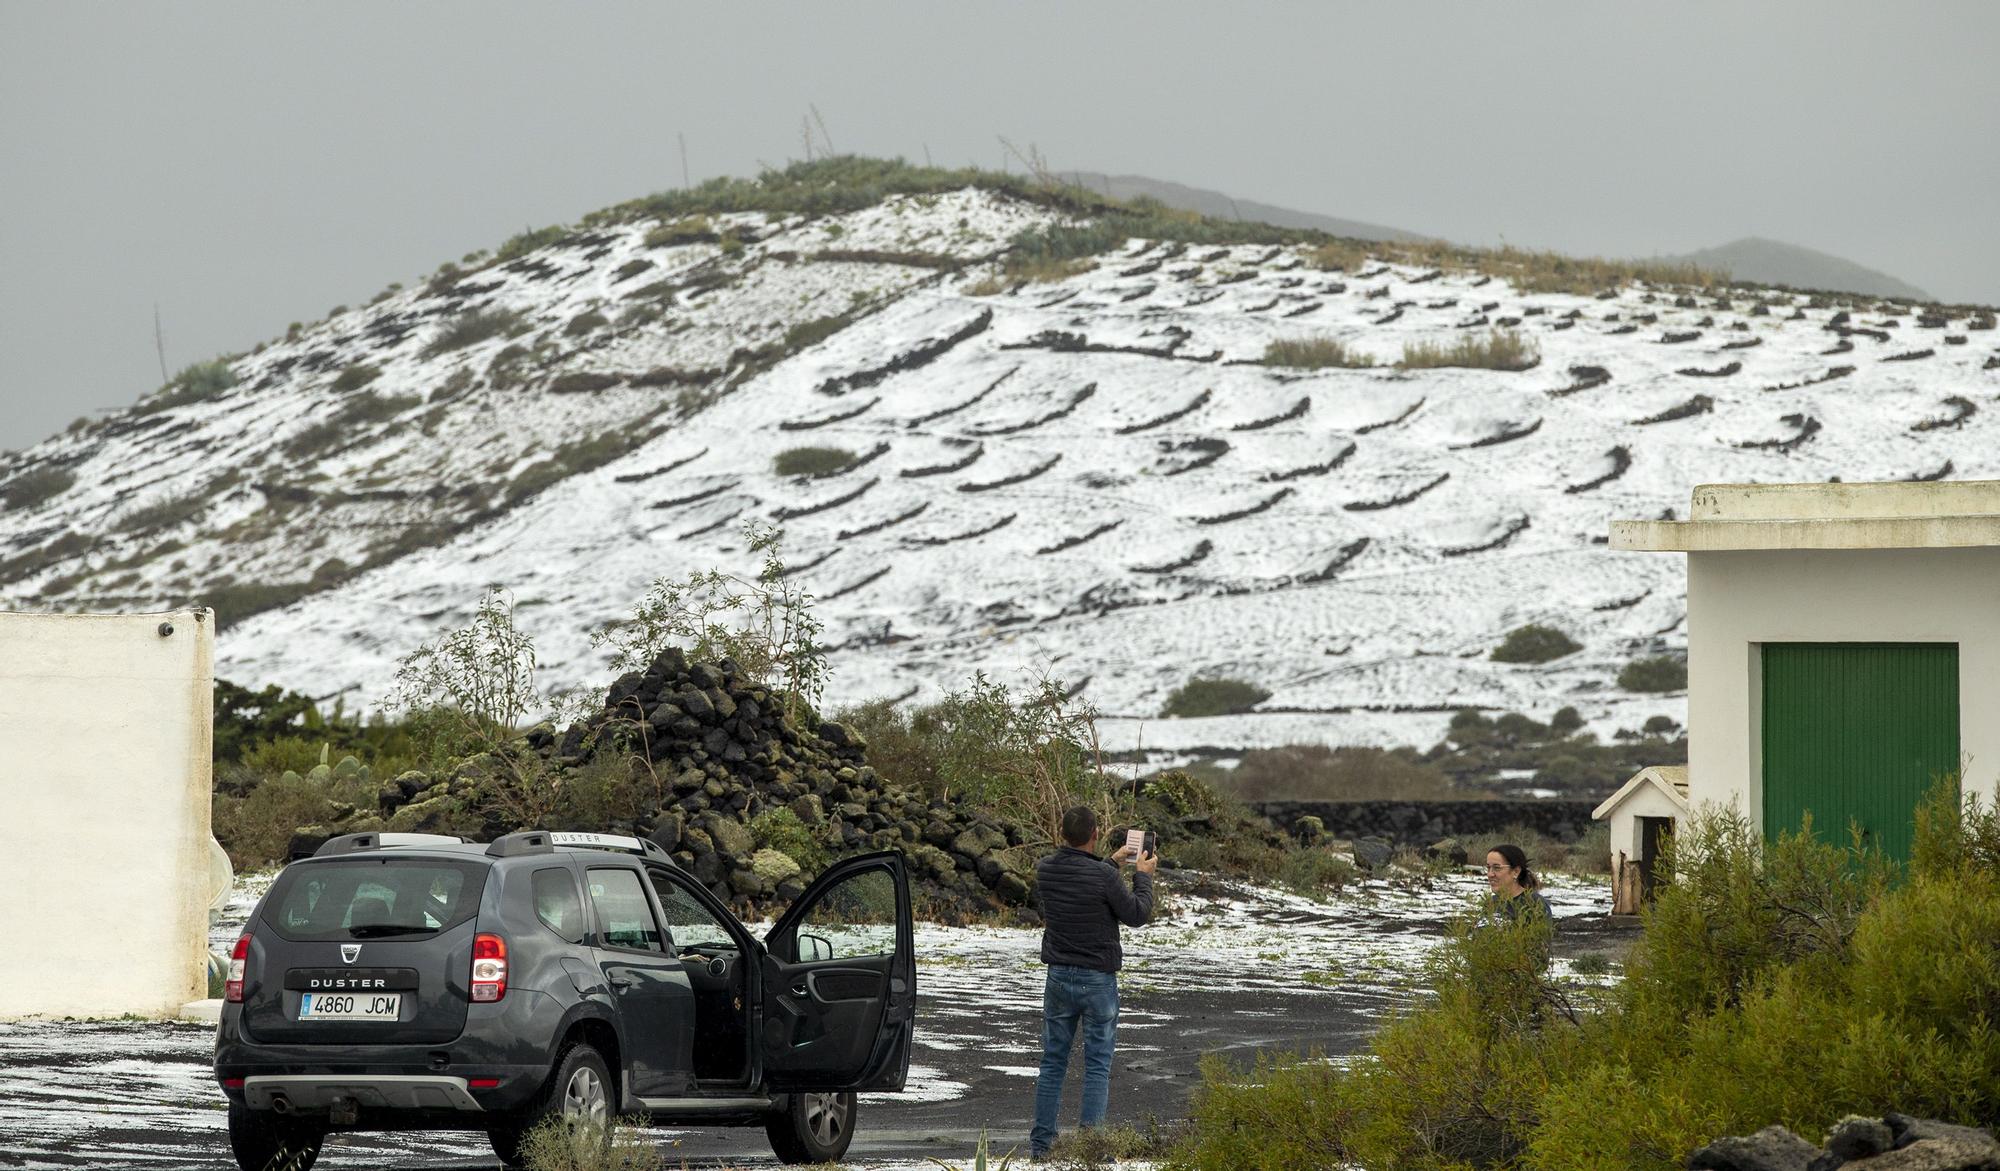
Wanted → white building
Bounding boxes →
[1595,480,1999,912]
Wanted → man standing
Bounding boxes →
[1029,806,1157,1159]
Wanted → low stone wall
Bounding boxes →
[1252,799,1600,846]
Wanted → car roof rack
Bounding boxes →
[313,832,472,858]
[485,830,670,860]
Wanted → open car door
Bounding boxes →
[759,851,914,1092]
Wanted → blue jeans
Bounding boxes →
[1030,965,1119,1155]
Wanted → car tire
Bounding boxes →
[765,1090,856,1164]
[489,1043,614,1167]
[227,1102,324,1171]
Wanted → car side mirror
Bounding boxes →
[798,932,833,963]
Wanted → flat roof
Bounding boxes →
[1613,480,2000,552]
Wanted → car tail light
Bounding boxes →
[471,934,507,1002]
[467,1077,501,1089]
[225,935,250,1003]
[222,1076,245,1089]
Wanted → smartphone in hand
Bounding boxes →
[1124,828,1146,857]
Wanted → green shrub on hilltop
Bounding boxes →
[138,358,237,414]
[1162,677,1271,718]
[1170,787,2000,1171]
[496,224,567,262]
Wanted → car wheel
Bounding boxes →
[227,1102,323,1171]
[489,1043,614,1167]
[765,1090,856,1164]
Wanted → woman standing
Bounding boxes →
[1484,843,1553,925]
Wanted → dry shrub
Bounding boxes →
[1398,330,1540,371]
[1308,240,1374,272]
[1260,335,1377,369]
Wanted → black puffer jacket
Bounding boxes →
[1036,846,1154,972]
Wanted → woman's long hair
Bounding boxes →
[1489,842,1539,890]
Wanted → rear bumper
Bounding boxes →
[245,1074,482,1112]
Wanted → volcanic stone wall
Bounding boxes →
[1252,799,1600,847]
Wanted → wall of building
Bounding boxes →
[0,609,215,1018]
[1688,548,2000,831]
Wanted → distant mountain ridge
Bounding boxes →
[1055,171,1425,244]
[1066,172,1934,304]
[1653,236,1932,303]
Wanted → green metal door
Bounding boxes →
[1761,642,1959,862]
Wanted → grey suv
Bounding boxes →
[214,830,915,1169]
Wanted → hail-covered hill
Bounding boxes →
[4,164,1996,755]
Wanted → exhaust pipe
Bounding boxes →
[269,1094,292,1115]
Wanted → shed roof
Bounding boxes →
[1592,765,1691,821]
[1612,480,2000,552]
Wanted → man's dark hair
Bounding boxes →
[1060,806,1097,847]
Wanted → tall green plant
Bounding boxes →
[390,586,566,826]
[593,521,826,721]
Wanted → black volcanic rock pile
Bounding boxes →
[524,648,1041,917]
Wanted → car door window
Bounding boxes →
[649,870,736,949]
[533,867,586,944]
[587,868,664,952]
[793,866,897,960]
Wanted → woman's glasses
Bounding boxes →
[1483,863,1516,873]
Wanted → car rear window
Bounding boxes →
[262,858,489,942]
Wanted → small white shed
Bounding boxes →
[1593,766,1688,914]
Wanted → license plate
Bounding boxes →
[298,992,401,1020]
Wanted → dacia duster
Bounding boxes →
[214,830,915,1169]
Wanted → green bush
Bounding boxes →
[1491,624,1582,664]
[332,363,381,392]
[1260,335,1376,369]
[772,446,854,477]
[643,216,716,248]
[496,224,567,261]
[0,465,75,510]
[1398,330,1540,371]
[750,806,829,873]
[139,358,237,414]
[839,673,1117,846]
[1172,792,2000,1171]
[424,306,526,357]
[211,747,385,868]
[1618,655,1688,693]
[1161,677,1271,718]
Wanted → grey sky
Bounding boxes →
[4,1,1997,453]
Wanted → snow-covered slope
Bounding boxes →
[4,183,1995,754]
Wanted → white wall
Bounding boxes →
[0,609,215,1018]
[1688,548,2000,832]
